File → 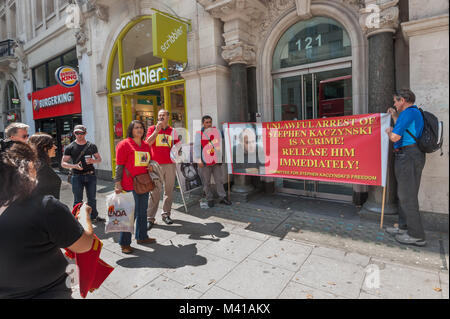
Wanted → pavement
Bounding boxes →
[58,175,449,299]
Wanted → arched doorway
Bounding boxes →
[271,16,354,201]
[106,15,187,175]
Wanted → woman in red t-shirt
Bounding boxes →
[114,120,156,254]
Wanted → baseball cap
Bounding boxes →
[74,125,87,133]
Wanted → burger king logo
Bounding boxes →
[55,66,79,88]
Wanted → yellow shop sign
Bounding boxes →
[115,66,167,91]
[152,12,188,63]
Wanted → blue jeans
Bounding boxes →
[119,191,150,246]
[72,174,98,219]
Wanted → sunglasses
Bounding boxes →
[75,132,86,135]
[21,134,30,139]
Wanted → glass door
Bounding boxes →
[273,67,353,200]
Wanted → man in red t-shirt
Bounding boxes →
[194,115,231,208]
[145,109,180,228]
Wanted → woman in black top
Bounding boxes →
[0,140,95,299]
[28,133,62,199]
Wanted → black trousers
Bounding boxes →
[394,146,426,239]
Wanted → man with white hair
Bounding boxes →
[5,122,30,143]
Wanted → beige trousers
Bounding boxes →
[147,163,176,221]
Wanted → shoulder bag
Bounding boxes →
[124,166,155,194]
[67,142,91,183]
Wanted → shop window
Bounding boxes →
[122,19,160,74]
[3,81,21,126]
[32,48,77,91]
[58,0,69,10]
[273,17,351,70]
[63,49,78,68]
[45,0,55,18]
[35,0,43,26]
[34,64,47,91]
[0,14,6,40]
[48,56,62,87]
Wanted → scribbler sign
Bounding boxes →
[115,65,167,91]
[152,12,188,63]
[224,114,391,187]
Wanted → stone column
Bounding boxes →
[197,0,267,200]
[359,0,400,219]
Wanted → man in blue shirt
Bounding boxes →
[385,89,426,246]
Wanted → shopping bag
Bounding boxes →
[105,192,135,233]
[65,203,114,299]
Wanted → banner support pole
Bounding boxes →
[175,170,188,213]
[227,174,231,201]
[380,186,387,229]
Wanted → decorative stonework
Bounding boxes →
[222,42,257,65]
[295,0,312,19]
[359,0,400,37]
[12,40,29,81]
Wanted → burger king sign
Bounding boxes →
[55,66,79,88]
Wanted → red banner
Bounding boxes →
[32,84,82,120]
[224,114,390,186]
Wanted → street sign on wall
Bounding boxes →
[152,12,188,63]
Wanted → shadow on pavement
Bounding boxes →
[152,219,231,242]
[116,242,207,269]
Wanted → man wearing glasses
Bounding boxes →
[61,125,104,222]
[5,122,30,143]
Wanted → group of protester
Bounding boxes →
[0,88,429,298]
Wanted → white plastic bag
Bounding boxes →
[105,192,135,233]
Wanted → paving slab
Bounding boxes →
[127,276,203,299]
[97,249,168,299]
[362,260,442,299]
[72,285,121,299]
[216,259,294,299]
[230,226,272,241]
[294,254,366,298]
[311,246,371,267]
[439,272,449,299]
[278,282,344,299]
[203,233,266,263]
[154,218,234,244]
[136,239,209,269]
[164,251,238,293]
[200,286,245,299]
[358,292,381,299]
[248,237,313,272]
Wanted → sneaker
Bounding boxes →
[208,200,215,208]
[137,237,157,245]
[162,215,173,225]
[120,245,134,254]
[220,198,232,205]
[385,227,407,236]
[395,233,426,247]
[147,220,155,230]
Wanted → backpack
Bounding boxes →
[406,106,444,155]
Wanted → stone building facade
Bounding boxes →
[0,0,448,229]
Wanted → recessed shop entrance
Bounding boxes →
[271,16,354,201]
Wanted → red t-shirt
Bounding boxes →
[146,125,180,164]
[116,138,151,191]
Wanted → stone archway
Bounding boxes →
[257,0,369,122]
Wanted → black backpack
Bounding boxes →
[406,106,443,155]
